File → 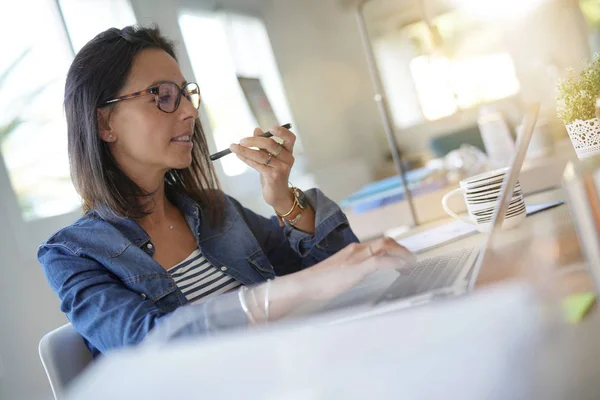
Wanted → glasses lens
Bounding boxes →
[185,83,201,109]
[157,83,179,112]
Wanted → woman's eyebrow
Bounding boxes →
[146,79,188,88]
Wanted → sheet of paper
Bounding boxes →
[395,220,477,254]
[525,201,564,216]
[392,201,564,254]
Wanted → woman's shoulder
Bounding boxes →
[39,211,122,254]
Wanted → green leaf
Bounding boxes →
[0,47,53,146]
[0,48,32,146]
[557,53,600,125]
[0,117,23,144]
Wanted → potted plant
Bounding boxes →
[556,54,600,159]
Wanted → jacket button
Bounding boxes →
[146,243,153,249]
[220,266,228,272]
[140,293,147,300]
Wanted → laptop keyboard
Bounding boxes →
[376,247,476,304]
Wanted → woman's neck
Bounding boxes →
[133,171,177,230]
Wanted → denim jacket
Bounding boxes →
[38,188,358,357]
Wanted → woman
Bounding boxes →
[38,26,413,357]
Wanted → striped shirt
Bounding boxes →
[168,248,241,305]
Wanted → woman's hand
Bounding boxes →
[249,238,416,322]
[229,126,297,213]
[296,237,416,301]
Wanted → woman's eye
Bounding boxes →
[159,94,172,104]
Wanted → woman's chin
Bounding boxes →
[169,158,193,170]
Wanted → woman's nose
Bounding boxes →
[179,95,199,120]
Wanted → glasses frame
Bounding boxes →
[99,81,201,113]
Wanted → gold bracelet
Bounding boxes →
[275,189,298,217]
[288,212,303,226]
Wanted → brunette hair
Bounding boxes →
[64,25,224,225]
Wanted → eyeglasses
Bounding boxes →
[100,81,201,113]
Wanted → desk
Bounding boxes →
[346,140,578,240]
[319,188,594,323]
[65,189,600,400]
[321,188,600,399]
[400,188,593,297]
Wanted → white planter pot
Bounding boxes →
[566,118,600,160]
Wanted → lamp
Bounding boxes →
[355,0,419,226]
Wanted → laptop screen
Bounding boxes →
[467,103,540,291]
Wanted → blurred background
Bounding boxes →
[0,0,599,398]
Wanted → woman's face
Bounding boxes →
[101,48,198,178]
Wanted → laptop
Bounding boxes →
[326,104,540,320]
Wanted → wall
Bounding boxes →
[0,158,73,400]
[0,1,389,399]
[131,0,389,205]
[3,1,590,398]
[371,0,591,156]
[0,2,82,398]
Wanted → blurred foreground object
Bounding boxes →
[64,283,592,400]
[563,155,600,294]
[562,292,596,324]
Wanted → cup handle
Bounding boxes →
[442,188,475,225]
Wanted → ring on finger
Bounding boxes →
[271,144,283,158]
[265,153,273,166]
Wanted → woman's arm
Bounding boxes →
[274,194,316,234]
[40,238,413,352]
[227,188,359,276]
[144,237,415,347]
[228,126,359,266]
[38,244,245,354]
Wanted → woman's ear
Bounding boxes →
[97,108,115,143]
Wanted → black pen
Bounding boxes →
[209,123,292,161]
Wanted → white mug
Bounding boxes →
[441,169,526,232]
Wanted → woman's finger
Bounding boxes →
[370,237,417,267]
[268,125,296,152]
[351,239,415,274]
[340,238,415,264]
[230,144,286,170]
[370,237,410,255]
[239,136,294,165]
[252,127,264,137]
[231,149,271,175]
[341,238,415,268]
[258,149,288,169]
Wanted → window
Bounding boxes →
[410,53,520,120]
[0,0,135,221]
[179,12,297,176]
[581,0,600,53]
[0,0,79,220]
[374,10,521,125]
[59,0,137,53]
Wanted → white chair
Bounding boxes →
[39,323,93,400]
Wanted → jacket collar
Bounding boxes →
[91,187,202,248]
